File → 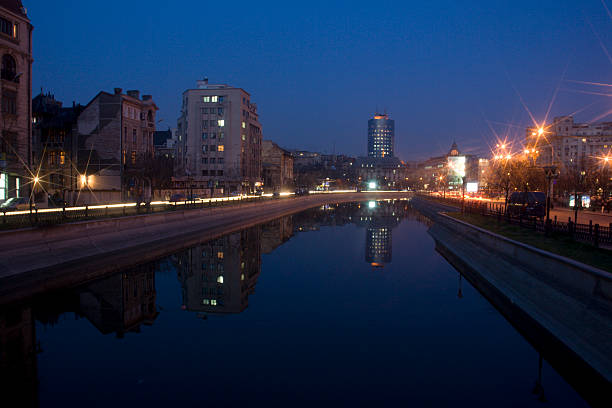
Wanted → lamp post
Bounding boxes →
[542,166,558,231]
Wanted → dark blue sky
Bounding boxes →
[27,0,612,160]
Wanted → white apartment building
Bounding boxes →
[527,116,612,169]
[176,79,262,194]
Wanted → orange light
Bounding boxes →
[538,127,544,136]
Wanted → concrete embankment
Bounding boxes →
[0,192,409,303]
[411,196,612,404]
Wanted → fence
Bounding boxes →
[421,194,612,248]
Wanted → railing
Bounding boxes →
[420,194,612,248]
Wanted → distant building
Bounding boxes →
[414,141,480,192]
[77,88,158,203]
[291,150,321,168]
[176,79,262,194]
[527,115,612,169]
[368,113,395,159]
[32,92,83,201]
[355,156,407,189]
[153,128,177,159]
[0,0,32,201]
[262,140,293,192]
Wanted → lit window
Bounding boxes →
[241,134,246,141]
[202,96,210,102]
[60,152,65,165]
[217,276,224,284]
[211,96,218,103]
[242,122,246,129]
[241,274,245,281]
[218,145,224,152]
[202,299,210,305]
[217,251,224,259]
[211,299,217,306]
[218,120,224,127]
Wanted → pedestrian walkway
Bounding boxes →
[551,208,612,226]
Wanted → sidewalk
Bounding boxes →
[551,207,612,226]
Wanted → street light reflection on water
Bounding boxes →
[0,201,589,407]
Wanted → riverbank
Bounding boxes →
[411,196,612,404]
[0,192,410,304]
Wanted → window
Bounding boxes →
[241,122,246,129]
[218,145,225,152]
[60,151,65,165]
[202,132,207,140]
[202,120,208,129]
[241,134,246,141]
[202,108,208,114]
[131,151,136,164]
[217,276,224,284]
[219,96,224,102]
[1,90,16,114]
[0,18,16,38]
[201,158,208,164]
[219,132,224,139]
[218,107,223,115]
[210,158,216,164]
[218,120,224,127]
[202,96,210,102]
[218,158,224,164]
[210,133,216,139]
[1,54,16,81]
[210,145,217,152]
[211,96,218,103]
[202,170,208,176]
[218,170,223,176]
[132,129,137,144]
[202,145,208,152]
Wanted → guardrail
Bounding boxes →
[420,194,612,248]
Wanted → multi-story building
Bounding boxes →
[527,116,612,170]
[176,79,262,195]
[0,0,32,202]
[153,128,177,159]
[77,88,157,203]
[355,156,407,189]
[368,113,394,159]
[32,92,83,202]
[262,140,293,193]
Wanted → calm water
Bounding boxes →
[1,200,590,407]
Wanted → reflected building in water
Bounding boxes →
[78,264,159,337]
[176,226,262,316]
[359,201,402,267]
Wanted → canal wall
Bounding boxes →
[411,197,612,402]
[0,192,410,304]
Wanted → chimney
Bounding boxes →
[127,90,140,99]
[142,94,152,101]
[114,88,122,95]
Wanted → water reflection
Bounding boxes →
[0,200,592,407]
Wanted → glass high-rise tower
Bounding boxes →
[367,113,395,158]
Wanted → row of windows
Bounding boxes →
[202,145,224,152]
[202,107,223,115]
[201,158,224,164]
[202,96,224,103]
[202,170,224,176]
[202,120,224,128]
[202,132,224,140]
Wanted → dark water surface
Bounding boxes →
[1,201,590,407]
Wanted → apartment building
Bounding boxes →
[176,79,262,194]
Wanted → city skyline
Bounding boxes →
[26,0,612,160]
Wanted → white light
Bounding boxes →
[368,201,376,208]
[466,182,478,193]
[368,182,376,189]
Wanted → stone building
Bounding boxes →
[0,0,32,202]
[76,88,158,203]
[355,156,407,190]
[32,92,83,202]
[262,140,293,193]
[176,79,262,195]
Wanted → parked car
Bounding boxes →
[170,193,186,202]
[0,197,33,211]
[507,192,546,218]
[272,191,281,199]
[295,187,309,196]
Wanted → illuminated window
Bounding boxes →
[241,122,246,129]
[202,96,210,102]
[241,274,245,281]
[217,276,224,284]
[218,145,224,152]
[241,134,246,141]
[131,151,136,164]
[218,120,224,127]
[211,299,217,306]
[202,299,210,305]
[217,251,224,259]
[211,96,218,103]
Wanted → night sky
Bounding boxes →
[28,0,612,160]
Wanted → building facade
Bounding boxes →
[527,116,612,170]
[176,79,262,194]
[262,140,293,193]
[368,113,394,159]
[355,156,407,189]
[32,92,83,202]
[77,88,157,203]
[0,0,32,202]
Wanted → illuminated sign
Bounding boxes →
[466,182,478,193]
